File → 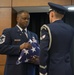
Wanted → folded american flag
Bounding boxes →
[16,38,40,65]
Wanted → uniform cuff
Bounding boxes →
[39,72,47,75]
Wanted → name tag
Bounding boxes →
[14,39,21,42]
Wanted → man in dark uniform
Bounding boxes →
[0,10,39,75]
[39,2,74,75]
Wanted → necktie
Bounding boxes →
[22,29,25,33]
[22,29,28,38]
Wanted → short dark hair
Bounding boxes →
[17,10,29,17]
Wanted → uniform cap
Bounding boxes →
[48,2,68,14]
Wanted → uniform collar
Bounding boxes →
[53,20,64,23]
[16,25,27,32]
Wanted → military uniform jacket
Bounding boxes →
[40,20,74,75]
[0,26,38,75]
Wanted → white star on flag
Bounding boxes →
[23,49,29,55]
[16,60,22,65]
[18,56,22,60]
[31,47,36,52]
[24,58,29,62]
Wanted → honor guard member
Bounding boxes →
[0,10,39,75]
[39,2,74,75]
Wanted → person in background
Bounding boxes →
[39,2,74,75]
[0,10,39,75]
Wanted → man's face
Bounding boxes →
[17,12,30,28]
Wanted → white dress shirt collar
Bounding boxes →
[16,25,27,32]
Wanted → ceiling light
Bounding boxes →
[68,7,74,11]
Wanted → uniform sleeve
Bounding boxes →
[39,28,49,75]
[0,29,20,55]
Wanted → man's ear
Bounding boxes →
[51,11,54,17]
